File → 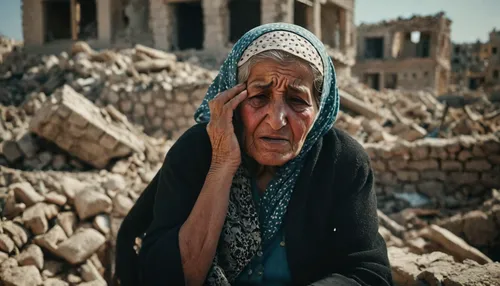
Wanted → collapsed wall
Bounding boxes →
[367,134,500,213]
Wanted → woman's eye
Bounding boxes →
[289,97,307,105]
[248,95,268,107]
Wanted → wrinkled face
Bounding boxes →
[240,59,319,167]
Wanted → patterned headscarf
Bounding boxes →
[194,23,339,284]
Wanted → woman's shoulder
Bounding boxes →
[163,122,211,165]
[324,126,370,164]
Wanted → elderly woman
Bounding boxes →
[115,23,393,286]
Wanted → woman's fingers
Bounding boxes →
[209,84,246,118]
[226,90,248,111]
[213,84,246,106]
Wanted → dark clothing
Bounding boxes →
[115,123,394,286]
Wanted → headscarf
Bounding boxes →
[193,23,339,284]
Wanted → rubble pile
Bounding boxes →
[0,158,167,285]
[0,42,216,107]
[337,77,500,144]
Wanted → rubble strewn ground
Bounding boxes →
[1,37,500,285]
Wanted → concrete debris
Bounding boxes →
[29,85,145,168]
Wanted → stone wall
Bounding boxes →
[365,134,500,209]
[98,81,210,139]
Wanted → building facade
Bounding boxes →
[22,0,356,75]
[352,12,452,95]
[450,29,500,92]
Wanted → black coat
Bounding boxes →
[115,123,394,286]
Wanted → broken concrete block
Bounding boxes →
[56,212,77,237]
[113,193,133,217]
[44,192,67,206]
[29,85,145,168]
[17,244,44,270]
[10,182,44,207]
[2,140,23,162]
[0,234,15,253]
[2,221,29,248]
[33,225,68,255]
[22,203,49,235]
[55,229,106,265]
[74,190,112,220]
[0,265,43,286]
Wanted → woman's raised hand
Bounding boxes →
[207,83,248,170]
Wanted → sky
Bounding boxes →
[0,0,498,43]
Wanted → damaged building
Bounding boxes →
[451,28,500,92]
[352,12,451,95]
[21,0,356,75]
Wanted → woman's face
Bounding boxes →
[239,59,319,167]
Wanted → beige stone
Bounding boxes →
[113,194,134,217]
[449,172,480,185]
[0,265,43,286]
[421,171,447,181]
[0,234,15,253]
[441,160,463,171]
[396,171,419,182]
[22,203,49,235]
[79,259,104,282]
[103,174,126,191]
[465,159,492,172]
[11,182,44,207]
[74,189,112,220]
[463,211,499,246]
[457,150,473,161]
[44,192,67,206]
[33,225,68,254]
[17,244,44,270]
[58,176,89,202]
[2,221,29,248]
[0,252,8,263]
[41,260,64,278]
[56,212,77,237]
[55,229,106,265]
[408,159,439,171]
[42,278,69,286]
[93,215,111,235]
[1,257,18,271]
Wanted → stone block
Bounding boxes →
[30,85,145,168]
[388,159,408,171]
[418,181,445,198]
[411,146,428,160]
[407,159,439,171]
[441,161,463,171]
[457,150,473,161]
[396,171,419,182]
[465,159,492,172]
[449,172,480,185]
[55,229,106,265]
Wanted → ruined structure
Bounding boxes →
[21,0,356,75]
[451,29,500,93]
[353,12,452,95]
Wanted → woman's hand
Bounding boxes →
[207,83,248,170]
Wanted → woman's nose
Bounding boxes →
[267,101,287,130]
